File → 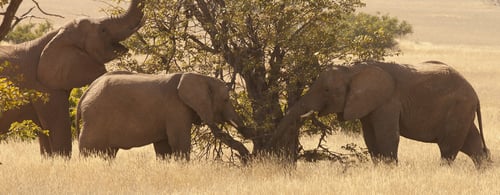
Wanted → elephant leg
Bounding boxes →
[360,118,379,159]
[438,144,460,166]
[33,91,72,157]
[367,102,401,164]
[153,139,172,159]
[79,125,118,159]
[165,121,192,161]
[437,110,474,165]
[460,125,490,168]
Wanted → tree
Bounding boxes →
[112,0,412,161]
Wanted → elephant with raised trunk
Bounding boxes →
[0,0,145,157]
[277,61,490,167]
[77,72,249,160]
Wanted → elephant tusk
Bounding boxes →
[300,110,314,118]
[228,120,239,128]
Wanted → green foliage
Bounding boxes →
[340,12,413,61]
[0,0,8,7]
[4,21,53,44]
[69,87,87,138]
[0,120,48,142]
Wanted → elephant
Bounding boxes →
[77,71,249,160]
[276,61,490,167]
[0,0,145,157]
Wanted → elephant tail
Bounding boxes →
[476,103,488,153]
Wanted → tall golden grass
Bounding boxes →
[1,133,499,194]
[2,0,500,194]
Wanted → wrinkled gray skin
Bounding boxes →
[0,0,144,157]
[278,61,490,167]
[78,72,247,160]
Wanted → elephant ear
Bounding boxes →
[177,73,214,125]
[37,26,106,90]
[343,66,395,120]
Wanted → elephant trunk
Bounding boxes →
[225,106,255,140]
[291,92,324,117]
[102,0,145,41]
[268,93,321,148]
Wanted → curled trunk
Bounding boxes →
[101,0,145,41]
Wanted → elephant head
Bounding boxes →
[37,0,145,90]
[177,73,246,129]
[286,65,395,121]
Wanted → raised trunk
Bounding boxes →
[101,0,145,41]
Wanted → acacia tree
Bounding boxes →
[113,0,412,161]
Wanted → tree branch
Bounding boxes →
[208,124,250,164]
[187,34,218,53]
[30,0,64,18]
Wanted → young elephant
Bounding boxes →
[77,71,247,159]
[277,61,490,167]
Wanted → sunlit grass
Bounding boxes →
[1,135,500,194]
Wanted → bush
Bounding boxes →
[4,21,53,44]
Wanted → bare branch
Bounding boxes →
[31,0,64,18]
[187,34,218,53]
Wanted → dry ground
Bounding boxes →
[2,0,500,194]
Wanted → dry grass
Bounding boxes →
[1,136,500,194]
[2,0,500,194]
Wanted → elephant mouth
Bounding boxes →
[318,108,329,117]
[336,112,346,121]
[112,42,129,55]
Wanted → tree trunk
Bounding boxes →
[0,0,23,41]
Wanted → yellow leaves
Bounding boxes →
[0,77,48,113]
[0,77,49,141]
[1,62,48,141]
[0,120,49,142]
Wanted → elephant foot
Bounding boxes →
[371,155,398,166]
[471,151,493,170]
[439,158,454,167]
[80,147,118,160]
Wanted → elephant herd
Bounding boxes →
[0,0,491,168]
